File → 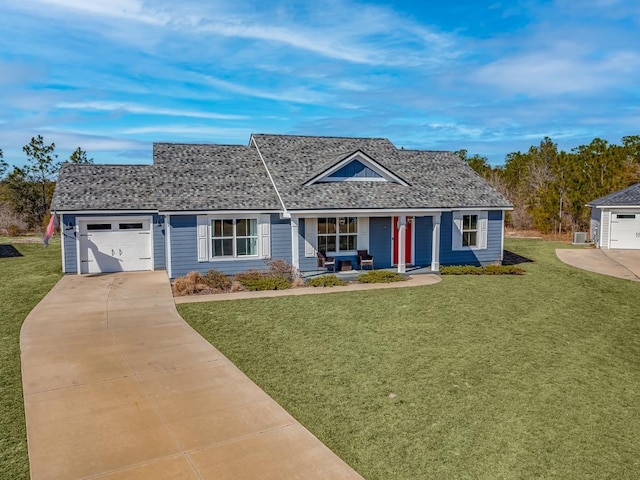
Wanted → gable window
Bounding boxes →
[211,218,258,257]
[317,217,357,253]
[462,214,478,247]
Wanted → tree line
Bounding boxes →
[0,136,92,233]
[458,135,640,234]
[1,134,639,236]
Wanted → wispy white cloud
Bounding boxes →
[426,122,486,138]
[473,46,640,96]
[16,0,455,67]
[197,74,333,105]
[55,101,247,120]
[120,125,252,139]
[33,0,169,25]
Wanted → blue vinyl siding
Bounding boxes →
[169,214,291,278]
[298,219,317,272]
[369,217,392,268]
[61,214,78,273]
[327,160,382,179]
[153,214,166,270]
[439,210,503,266]
[414,216,433,267]
[271,215,292,261]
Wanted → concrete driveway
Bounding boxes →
[21,272,362,480]
[556,248,640,281]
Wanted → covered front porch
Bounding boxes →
[288,212,442,275]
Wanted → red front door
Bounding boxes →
[393,216,413,265]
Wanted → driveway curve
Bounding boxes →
[21,272,363,480]
[556,248,640,282]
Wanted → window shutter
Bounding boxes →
[358,217,369,251]
[452,212,463,250]
[479,211,488,249]
[304,218,317,257]
[197,215,209,261]
[260,214,271,259]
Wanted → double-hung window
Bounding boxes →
[453,211,488,250]
[462,214,478,247]
[317,217,357,253]
[211,218,258,257]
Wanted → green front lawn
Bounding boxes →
[179,239,640,480]
[0,239,62,480]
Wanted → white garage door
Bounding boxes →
[79,218,153,273]
[610,212,640,249]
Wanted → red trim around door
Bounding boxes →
[393,216,413,265]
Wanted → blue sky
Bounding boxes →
[1,0,639,167]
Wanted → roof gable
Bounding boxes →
[251,134,512,210]
[304,150,409,186]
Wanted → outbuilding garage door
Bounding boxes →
[79,218,153,273]
[610,212,640,249]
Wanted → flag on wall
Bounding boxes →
[43,213,59,247]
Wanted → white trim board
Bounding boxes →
[304,151,410,186]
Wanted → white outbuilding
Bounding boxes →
[589,183,640,249]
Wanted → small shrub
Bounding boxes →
[267,259,299,282]
[291,277,306,288]
[230,280,245,292]
[440,265,525,275]
[173,271,206,296]
[7,224,21,237]
[357,271,406,283]
[234,269,292,291]
[0,203,28,235]
[484,265,525,275]
[202,269,232,292]
[307,275,348,287]
[439,265,483,275]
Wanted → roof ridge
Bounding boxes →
[399,148,456,154]
[252,133,391,141]
[62,163,153,167]
[154,142,247,147]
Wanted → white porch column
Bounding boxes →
[398,214,406,273]
[431,213,441,272]
[165,214,172,279]
[290,215,300,270]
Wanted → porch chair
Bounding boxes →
[357,250,374,270]
[317,251,336,273]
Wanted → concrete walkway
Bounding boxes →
[176,272,441,304]
[21,272,363,480]
[556,248,640,282]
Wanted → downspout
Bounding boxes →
[251,135,290,218]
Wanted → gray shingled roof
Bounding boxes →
[51,134,512,212]
[51,164,157,211]
[589,183,640,207]
[252,134,511,210]
[153,143,281,211]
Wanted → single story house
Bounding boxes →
[589,182,640,249]
[51,134,512,277]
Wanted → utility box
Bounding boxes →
[572,232,588,244]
